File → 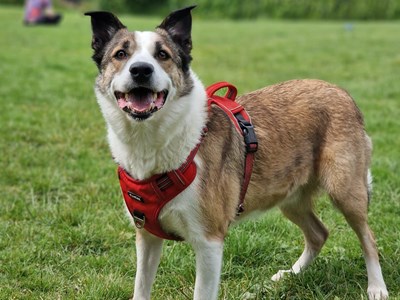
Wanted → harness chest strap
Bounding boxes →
[118,82,257,241]
[118,138,204,241]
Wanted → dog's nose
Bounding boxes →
[129,62,154,83]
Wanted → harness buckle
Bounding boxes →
[132,211,146,229]
[236,114,258,153]
[236,203,245,216]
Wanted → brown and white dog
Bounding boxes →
[86,6,388,300]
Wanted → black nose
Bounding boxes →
[129,62,154,83]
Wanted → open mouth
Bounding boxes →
[114,87,168,120]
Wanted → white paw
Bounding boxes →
[367,286,389,300]
[271,269,292,282]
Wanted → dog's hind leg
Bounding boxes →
[133,230,164,300]
[272,189,329,281]
[325,175,388,300]
[319,137,388,299]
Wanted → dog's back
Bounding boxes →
[201,79,371,221]
[239,79,371,209]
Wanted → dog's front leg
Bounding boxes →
[133,229,163,300]
[192,239,224,300]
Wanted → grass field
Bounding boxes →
[1,5,399,300]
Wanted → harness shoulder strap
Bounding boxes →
[207,82,258,216]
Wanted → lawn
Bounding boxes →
[0,5,399,300]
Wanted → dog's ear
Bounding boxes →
[157,5,196,55]
[85,11,126,68]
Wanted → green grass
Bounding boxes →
[1,5,399,300]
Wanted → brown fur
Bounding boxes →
[198,79,371,241]
[155,28,194,97]
[96,29,137,94]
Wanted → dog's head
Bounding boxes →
[85,6,196,121]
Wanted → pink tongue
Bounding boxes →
[117,98,129,110]
[118,92,154,113]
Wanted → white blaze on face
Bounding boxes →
[111,31,172,94]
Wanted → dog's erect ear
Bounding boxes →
[85,11,126,68]
[157,5,196,55]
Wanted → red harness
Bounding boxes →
[118,141,202,241]
[206,82,258,215]
[118,82,257,240]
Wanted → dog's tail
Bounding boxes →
[364,133,373,205]
[367,169,373,205]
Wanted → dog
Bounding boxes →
[85,6,388,300]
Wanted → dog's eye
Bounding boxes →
[115,50,127,60]
[157,50,170,60]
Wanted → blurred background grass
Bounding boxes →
[0,2,399,300]
[2,0,400,19]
